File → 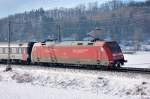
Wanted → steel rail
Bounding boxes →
[1,62,150,74]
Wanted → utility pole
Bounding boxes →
[57,24,61,42]
[5,20,12,71]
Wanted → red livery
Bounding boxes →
[31,40,126,68]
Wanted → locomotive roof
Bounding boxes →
[34,40,108,46]
[0,42,28,47]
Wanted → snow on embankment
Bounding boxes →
[123,51,150,68]
[0,66,150,99]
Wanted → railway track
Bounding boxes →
[1,63,150,74]
[117,67,150,74]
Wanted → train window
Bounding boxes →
[5,48,8,54]
[0,48,3,53]
[77,43,83,45]
[18,47,26,54]
[18,48,22,54]
[11,48,17,54]
[16,48,19,54]
[3,48,8,54]
[2,48,4,53]
[22,48,26,53]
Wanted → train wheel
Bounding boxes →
[112,63,120,69]
[117,63,121,68]
[121,62,124,65]
[115,61,121,68]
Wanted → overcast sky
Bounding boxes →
[0,0,146,18]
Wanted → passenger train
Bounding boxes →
[0,39,127,69]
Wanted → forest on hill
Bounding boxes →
[0,0,150,42]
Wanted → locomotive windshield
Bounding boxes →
[107,42,121,53]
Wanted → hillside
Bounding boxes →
[0,0,150,42]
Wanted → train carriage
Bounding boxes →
[0,42,34,64]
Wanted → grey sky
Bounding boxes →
[0,0,146,18]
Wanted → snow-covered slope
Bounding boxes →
[0,82,130,99]
[0,65,150,99]
[123,51,150,68]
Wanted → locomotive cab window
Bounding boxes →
[107,42,121,53]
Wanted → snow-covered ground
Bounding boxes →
[0,66,150,99]
[0,51,150,99]
[123,51,150,68]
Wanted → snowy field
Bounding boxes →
[123,51,150,68]
[0,51,150,99]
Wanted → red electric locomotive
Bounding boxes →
[31,40,126,68]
